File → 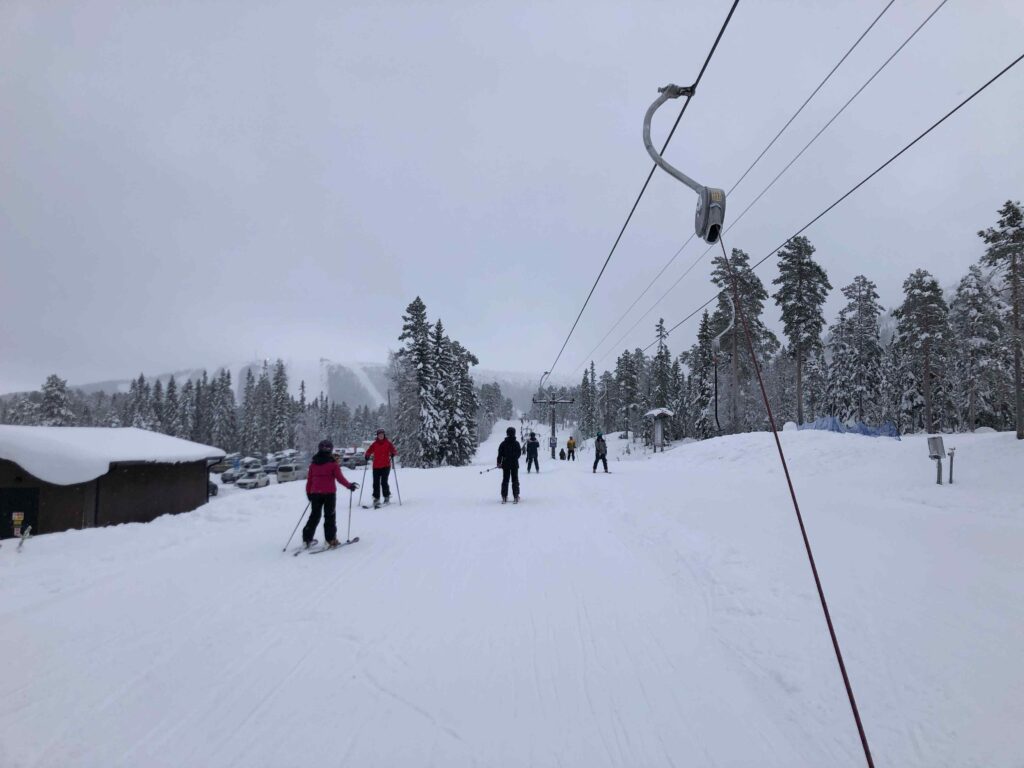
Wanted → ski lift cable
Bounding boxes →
[542,0,741,383]
[583,0,946,370]
[715,235,875,768]
[568,0,896,377]
[648,49,1024,351]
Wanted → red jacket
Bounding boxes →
[306,458,354,495]
[365,438,397,470]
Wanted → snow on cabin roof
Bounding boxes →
[0,426,225,486]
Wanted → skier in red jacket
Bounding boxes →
[364,429,398,509]
[303,439,357,549]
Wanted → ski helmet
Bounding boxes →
[376,428,386,437]
[506,427,516,437]
[530,432,536,438]
[318,439,334,452]
[596,431,602,437]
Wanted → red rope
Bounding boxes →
[717,237,875,767]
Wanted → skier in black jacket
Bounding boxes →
[524,432,540,473]
[497,426,522,503]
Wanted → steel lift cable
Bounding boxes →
[569,0,896,376]
[542,0,741,382]
[648,49,1024,350]
[608,0,950,363]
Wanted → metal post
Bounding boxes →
[935,458,943,485]
[948,448,955,484]
[550,403,556,459]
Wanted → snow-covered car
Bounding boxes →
[210,453,240,474]
[276,463,308,482]
[208,480,219,497]
[236,471,270,490]
[221,466,243,483]
[263,459,280,474]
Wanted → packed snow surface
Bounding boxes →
[1,427,1022,767]
[0,426,224,486]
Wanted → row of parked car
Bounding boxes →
[209,443,375,493]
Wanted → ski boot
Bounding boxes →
[383,497,391,506]
[303,539,319,550]
[326,539,341,548]
[513,496,520,504]
[501,497,507,504]
[373,499,381,509]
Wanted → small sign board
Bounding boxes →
[927,436,946,460]
[548,436,557,448]
[12,511,24,537]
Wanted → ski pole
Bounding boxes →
[346,488,354,542]
[392,459,402,506]
[282,502,310,552]
[358,461,368,507]
[478,465,500,474]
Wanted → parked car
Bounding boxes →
[208,480,219,497]
[221,466,243,483]
[263,459,280,474]
[210,453,240,474]
[236,471,270,490]
[277,463,308,482]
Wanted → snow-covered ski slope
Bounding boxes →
[1,428,1022,767]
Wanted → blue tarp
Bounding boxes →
[797,415,900,439]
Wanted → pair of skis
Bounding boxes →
[292,537,360,556]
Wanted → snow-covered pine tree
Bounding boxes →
[804,345,829,422]
[771,236,831,424]
[827,276,884,423]
[711,248,778,433]
[392,297,441,467]
[651,319,673,411]
[431,320,455,465]
[270,359,292,450]
[10,396,40,425]
[211,370,238,450]
[948,264,1007,430]
[669,356,687,439]
[688,310,716,439]
[978,200,1024,439]
[151,379,165,433]
[130,374,158,430]
[449,340,479,465]
[38,374,76,426]
[193,371,214,445]
[254,363,274,454]
[578,367,595,440]
[164,375,182,438]
[239,369,258,455]
[892,269,951,433]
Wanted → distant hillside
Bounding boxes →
[6,360,553,412]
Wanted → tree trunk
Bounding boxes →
[795,351,804,424]
[922,341,934,433]
[1013,252,1023,439]
[731,330,739,433]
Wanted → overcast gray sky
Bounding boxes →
[2,0,1022,393]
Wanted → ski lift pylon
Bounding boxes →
[642,83,726,244]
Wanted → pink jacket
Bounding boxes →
[306,459,354,495]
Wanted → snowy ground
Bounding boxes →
[1,426,1022,767]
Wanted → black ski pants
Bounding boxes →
[567,449,576,461]
[593,455,608,472]
[372,466,391,500]
[501,465,520,500]
[303,493,337,543]
[526,455,539,473]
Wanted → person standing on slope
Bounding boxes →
[592,432,609,473]
[525,432,541,473]
[365,429,398,509]
[497,426,522,504]
[304,439,358,548]
[566,436,577,461]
